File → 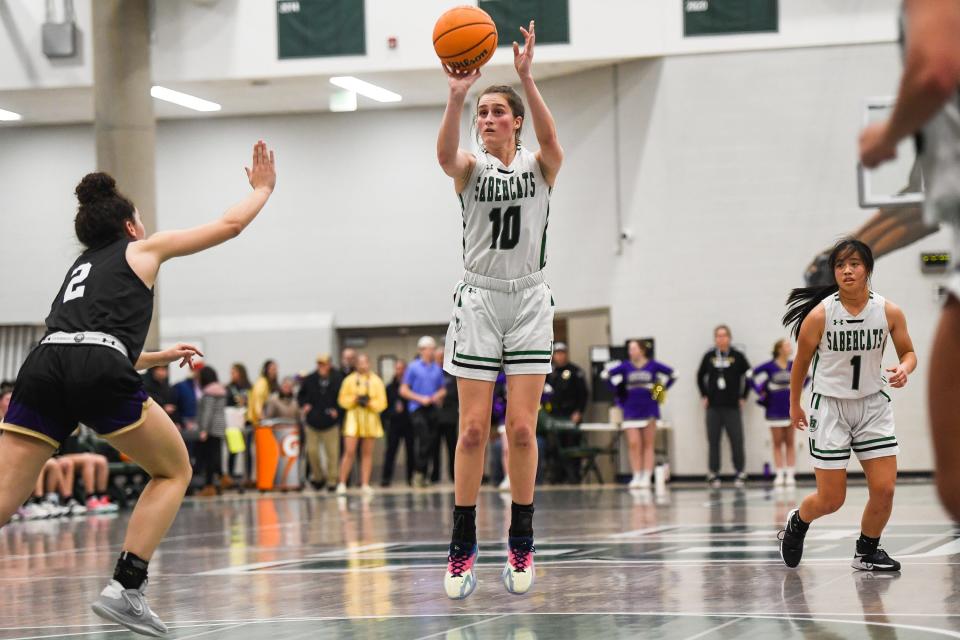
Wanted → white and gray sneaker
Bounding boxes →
[91,579,168,637]
[65,498,87,516]
[851,547,901,572]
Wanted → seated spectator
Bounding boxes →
[20,459,77,519]
[196,366,228,497]
[336,354,387,496]
[56,431,118,513]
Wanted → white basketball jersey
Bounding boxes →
[812,292,889,399]
[458,147,552,280]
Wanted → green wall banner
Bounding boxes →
[278,0,365,59]
[683,0,778,37]
[478,0,570,46]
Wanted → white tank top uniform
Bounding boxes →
[807,292,900,469]
[443,146,555,381]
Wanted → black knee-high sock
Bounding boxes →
[452,505,477,545]
[509,502,535,538]
[113,551,149,590]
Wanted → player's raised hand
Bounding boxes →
[443,64,482,94]
[245,140,277,192]
[513,21,535,78]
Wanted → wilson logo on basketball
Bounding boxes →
[448,50,490,70]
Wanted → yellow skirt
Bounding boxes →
[342,409,384,439]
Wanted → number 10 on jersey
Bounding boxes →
[489,206,520,250]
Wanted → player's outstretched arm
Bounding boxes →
[790,306,824,431]
[514,21,563,186]
[860,0,960,167]
[129,141,276,280]
[437,66,480,192]
[135,343,204,371]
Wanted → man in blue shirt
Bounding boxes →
[401,336,447,487]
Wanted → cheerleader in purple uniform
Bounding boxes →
[605,340,676,489]
[749,339,804,487]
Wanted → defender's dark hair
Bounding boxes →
[199,366,219,388]
[74,172,136,249]
[476,85,525,147]
[783,238,874,339]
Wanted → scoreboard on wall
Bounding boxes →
[684,0,779,37]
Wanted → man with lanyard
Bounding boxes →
[697,325,751,488]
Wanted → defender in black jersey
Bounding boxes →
[0,141,276,636]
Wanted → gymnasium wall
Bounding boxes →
[0,40,944,474]
[0,0,899,90]
[609,46,945,475]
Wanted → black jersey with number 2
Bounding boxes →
[44,239,154,364]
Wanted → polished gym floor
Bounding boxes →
[1,482,958,639]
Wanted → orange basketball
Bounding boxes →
[433,6,498,73]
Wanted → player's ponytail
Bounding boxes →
[782,238,874,340]
[74,172,136,249]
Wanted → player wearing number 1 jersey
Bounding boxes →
[0,141,276,636]
[778,239,916,573]
[437,21,562,600]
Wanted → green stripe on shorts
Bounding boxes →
[455,352,501,363]
[852,435,896,447]
[503,350,552,356]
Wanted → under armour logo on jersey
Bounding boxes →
[833,319,845,326]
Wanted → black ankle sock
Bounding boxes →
[113,551,149,590]
[509,502,535,538]
[452,505,477,545]
[857,533,880,555]
[791,511,810,535]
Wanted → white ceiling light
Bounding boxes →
[150,86,221,112]
[329,76,401,103]
[0,108,23,121]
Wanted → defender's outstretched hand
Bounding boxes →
[245,140,277,192]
